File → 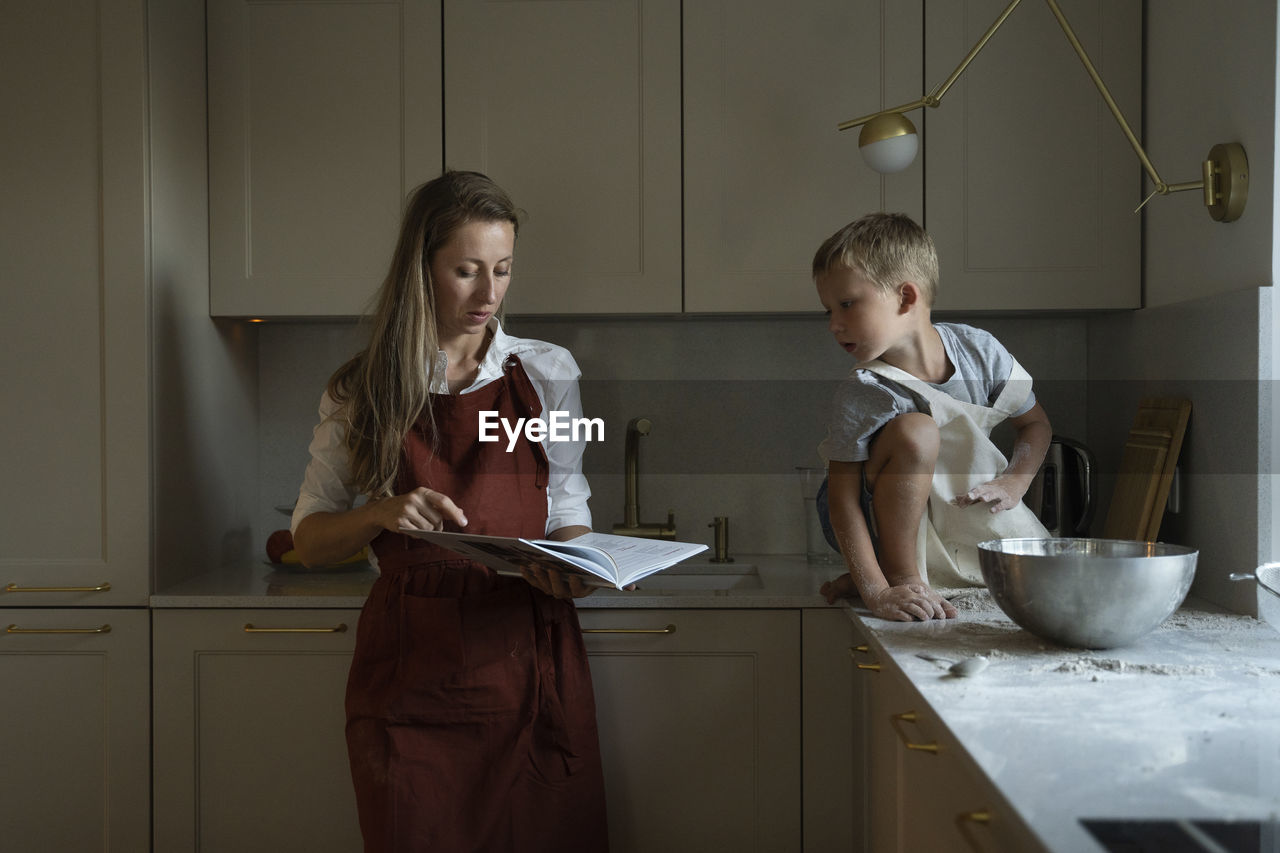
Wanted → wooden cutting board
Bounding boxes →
[1102,397,1191,541]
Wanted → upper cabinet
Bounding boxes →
[207,0,443,317]
[205,0,1140,316]
[682,0,924,313]
[0,0,150,604]
[443,0,683,314]
[924,0,1141,310]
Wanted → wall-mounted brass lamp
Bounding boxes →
[837,0,1248,222]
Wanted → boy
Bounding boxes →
[814,213,1052,621]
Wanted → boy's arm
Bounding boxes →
[826,461,956,621]
[954,402,1053,511]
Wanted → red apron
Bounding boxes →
[346,354,608,852]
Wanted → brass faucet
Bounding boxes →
[612,417,677,539]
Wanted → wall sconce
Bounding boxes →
[838,0,1248,222]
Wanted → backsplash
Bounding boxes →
[256,314,1090,558]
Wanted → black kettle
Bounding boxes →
[1025,436,1096,536]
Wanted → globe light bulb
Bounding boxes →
[858,113,919,174]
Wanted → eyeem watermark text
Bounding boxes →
[478,411,605,451]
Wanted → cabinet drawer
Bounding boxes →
[579,609,801,853]
[0,608,150,852]
[153,608,362,853]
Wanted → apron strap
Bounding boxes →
[504,354,550,489]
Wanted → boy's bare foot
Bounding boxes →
[820,573,859,604]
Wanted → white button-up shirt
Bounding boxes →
[291,319,593,540]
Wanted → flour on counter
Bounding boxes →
[1050,658,1215,676]
[931,588,1280,679]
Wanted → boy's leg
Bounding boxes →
[864,412,939,584]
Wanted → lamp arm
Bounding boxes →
[837,0,1026,132]
[835,0,1193,195]
[1042,0,1173,193]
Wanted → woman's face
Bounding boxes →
[429,219,515,342]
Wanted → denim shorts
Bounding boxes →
[815,474,876,554]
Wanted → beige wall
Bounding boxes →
[1086,1,1278,616]
[1142,0,1276,307]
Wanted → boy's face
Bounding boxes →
[816,266,905,364]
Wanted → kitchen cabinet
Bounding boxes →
[0,608,150,852]
[206,0,443,317]
[204,0,1139,317]
[444,0,683,315]
[682,0,924,313]
[152,608,363,853]
[0,0,149,604]
[853,628,1046,853]
[801,608,867,851]
[578,609,802,852]
[924,0,1141,310]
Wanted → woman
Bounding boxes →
[291,171,608,851]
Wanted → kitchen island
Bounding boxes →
[855,587,1280,852]
[151,556,1280,852]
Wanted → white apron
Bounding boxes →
[862,358,1050,589]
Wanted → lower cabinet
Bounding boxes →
[852,626,1045,853]
[0,608,150,852]
[578,609,803,853]
[152,608,362,853]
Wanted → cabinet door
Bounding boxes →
[924,0,1141,310]
[0,0,149,605]
[444,0,682,314]
[208,0,443,317]
[801,608,866,852]
[152,609,363,853]
[683,0,924,313]
[858,640,906,853]
[0,609,150,852]
[579,609,801,853]
[870,654,1048,853]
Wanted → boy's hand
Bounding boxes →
[868,583,957,622]
[952,476,1027,513]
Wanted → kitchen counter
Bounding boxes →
[849,588,1280,852]
[148,554,839,608]
[151,555,1280,850]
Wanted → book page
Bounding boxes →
[397,529,615,584]
[554,533,707,585]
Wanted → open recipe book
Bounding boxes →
[398,528,708,589]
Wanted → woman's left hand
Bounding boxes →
[520,565,597,599]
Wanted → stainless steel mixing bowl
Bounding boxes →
[977,538,1198,649]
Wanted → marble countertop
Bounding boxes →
[848,589,1280,852]
[148,554,842,609]
[153,554,1280,850]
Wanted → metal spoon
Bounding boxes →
[916,652,990,677]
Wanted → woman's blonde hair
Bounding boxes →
[328,170,520,497]
[811,212,939,305]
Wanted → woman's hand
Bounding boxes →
[520,564,597,600]
[369,486,468,533]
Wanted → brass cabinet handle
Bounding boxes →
[7,624,112,634]
[582,624,676,635]
[243,623,348,634]
[956,810,993,851]
[891,711,940,754]
[848,645,881,671]
[5,581,111,593]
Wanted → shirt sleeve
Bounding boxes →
[944,323,1036,417]
[533,349,594,534]
[290,391,360,535]
[817,375,905,463]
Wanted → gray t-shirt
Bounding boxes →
[818,323,1035,463]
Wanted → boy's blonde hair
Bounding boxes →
[812,212,939,306]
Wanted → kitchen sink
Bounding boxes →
[637,562,762,591]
